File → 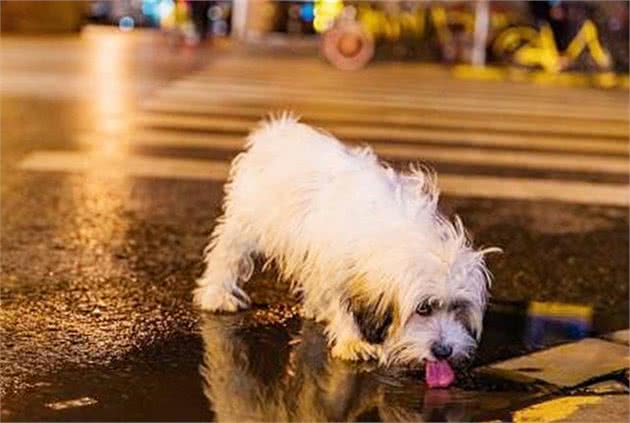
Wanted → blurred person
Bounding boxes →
[529,0,595,51]
[189,0,211,41]
[527,0,616,71]
[592,1,629,72]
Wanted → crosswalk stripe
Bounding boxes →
[132,114,629,173]
[375,144,628,174]
[189,62,627,104]
[156,80,628,122]
[118,130,629,175]
[134,113,629,147]
[128,127,628,155]
[187,71,627,103]
[18,151,228,180]
[439,174,628,206]
[142,99,628,140]
[176,74,629,117]
[18,151,629,206]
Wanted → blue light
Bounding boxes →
[119,16,135,31]
[300,3,315,22]
[141,0,161,25]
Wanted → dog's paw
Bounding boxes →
[332,339,380,362]
[194,283,251,312]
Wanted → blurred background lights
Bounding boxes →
[141,0,160,25]
[157,0,175,22]
[118,15,135,31]
[212,20,228,36]
[300,3,315,22]
[208,5,223,21]
[314,0,343,33]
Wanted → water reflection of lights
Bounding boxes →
[76,30,132,251]
[52,31,135,350]
[525,301,593,348]
[48,167,134,356]
[85,31,132,155]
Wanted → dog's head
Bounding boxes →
[345,215,498,382]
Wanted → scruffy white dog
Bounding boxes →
[194,113,498,387]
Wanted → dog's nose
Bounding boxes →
[431,343,453,360]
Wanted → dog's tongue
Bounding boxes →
[425,360,455,388]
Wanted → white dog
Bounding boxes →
[194,113,498,387]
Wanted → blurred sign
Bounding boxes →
[314,1,628,76]
[525,301,593,348]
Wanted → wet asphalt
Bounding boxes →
[1,28,628,421]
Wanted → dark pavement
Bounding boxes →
[1,27,628,421]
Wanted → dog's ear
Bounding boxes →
[345,293,394,344]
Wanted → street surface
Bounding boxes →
[1,27,628,421]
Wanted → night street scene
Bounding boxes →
[1,1,629,422]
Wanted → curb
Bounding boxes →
[480,329,629,422]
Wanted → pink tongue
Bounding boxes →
[425,360,455,388]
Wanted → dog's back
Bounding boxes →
[228,115,399,246]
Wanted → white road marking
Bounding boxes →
[190,66,628,106]
[142,98,629,140]
[177,72,629,110]
[155,80,628,122]
[177,72,628,106]
[131,118,629,155]
[377,143,629,174]
[18,151,229,180]
[18,151,629,206]
[128,119,629,175]
[134,113,628,151]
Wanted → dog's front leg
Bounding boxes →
[194,220,256,312]
[327,308,381,362]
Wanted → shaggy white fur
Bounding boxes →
[195,112,498,367]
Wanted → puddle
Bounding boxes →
[3,300,626,422]
[474,299,627,367]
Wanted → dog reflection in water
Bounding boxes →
[200,312,469,422]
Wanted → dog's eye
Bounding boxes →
[449,301,468,313]
[416,302,433,316]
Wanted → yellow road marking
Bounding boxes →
[528,301,593,320]
[513,396,602,423]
